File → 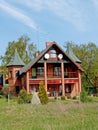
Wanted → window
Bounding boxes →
[9,71,12,78]
[50,50,56,58]
[15,70,19,77]
[32,68,36,78]
[54,67,61,76]
[65,84,71,93]
[37,67,44,76]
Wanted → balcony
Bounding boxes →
[29,72,78,85]
[31,72,78,79]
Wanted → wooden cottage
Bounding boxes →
[7,42,83,97]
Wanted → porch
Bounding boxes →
[29,76,79,97]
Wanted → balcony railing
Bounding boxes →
[47,72,78,78]
[31,72,78,79]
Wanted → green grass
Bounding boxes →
[0,98,98,130]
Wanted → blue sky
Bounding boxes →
[1,0,98,59]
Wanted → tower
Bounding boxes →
[7,49,25,94]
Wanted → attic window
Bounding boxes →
[50,50,56,58]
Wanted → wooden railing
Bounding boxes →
[31,72,78,79]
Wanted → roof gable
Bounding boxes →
[19,42,83,75]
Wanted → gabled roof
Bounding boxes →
[19,44,52,75]
[7,49,25,67]
[66,45,81,63]
[19,42,83,75]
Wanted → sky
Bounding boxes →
[1,0,98,60]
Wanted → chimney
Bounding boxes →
[46,41,54,47]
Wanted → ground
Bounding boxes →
[0,97,98,130]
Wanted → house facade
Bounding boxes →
[7,42,83,97]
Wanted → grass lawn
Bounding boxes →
[0,98,98,130]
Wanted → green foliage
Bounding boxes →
[93,73,98,91]
[61,96,66,100]
[64,42,98,90]
[26,94,32,103]
[38,81,49,104]
[0,95,3,99]
[67,96,72,99]
[72,96,77,100]
[80,89,88,102]
[0,35,37,66]
[0,100,98,130]
[17,89,32,104]
[54,96,57,100]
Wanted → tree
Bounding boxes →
[0,35,37,66]
[93,73,98,92]
[38,81,49,104]
[17,89,32,104]
[64,42,98,90]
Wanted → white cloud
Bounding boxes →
[0,0,90,32]
[11,0,89,31]
[0,0,38,30]
[44,0,88,31]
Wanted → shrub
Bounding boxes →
[0,90,3,95]
[17,89,31,104]
[72,96,77,100]
[26,94,32,103]
[80,89,88,102]
[61,96,66,100]
[54,96,57,100]
[0,95,4,98]
[67,96,71,99]
[38,81,49,104]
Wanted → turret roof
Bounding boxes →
[7,49,25,67]
[66,45,81,63]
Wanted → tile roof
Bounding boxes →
[7,49,25,67]
[19,44,52,75]
[19,42,83,75]
[66,45,81,63]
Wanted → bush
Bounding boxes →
[54,96,57,100]
[80,89,88,102]
[61,96,66,100]
[72,96,77,100]
[17,89,32,104]
[0,90,3,95]
[26,94,32,103]
[38,81,49,104]
[0,95,4,98]
[67,96,71,99]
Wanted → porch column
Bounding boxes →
[78,70,82,93]
[61,62,65,96]
[44,62,47,91]
[75,82,78,95]
[26,71,30,94]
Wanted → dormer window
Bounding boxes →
[50,50,56,58]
